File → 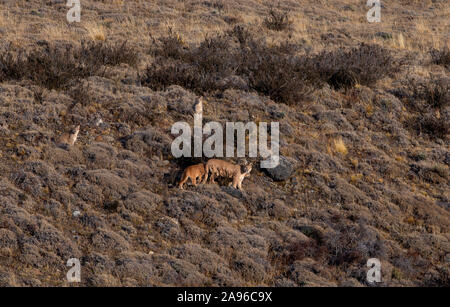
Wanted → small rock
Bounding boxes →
[72,210,81,218]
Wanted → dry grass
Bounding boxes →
[85,22,106,41]
[333,138,348,155]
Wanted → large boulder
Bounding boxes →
[263,155,295,181]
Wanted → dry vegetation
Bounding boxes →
[0,0,448,286]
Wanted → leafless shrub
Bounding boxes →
[313,43,401,88]
[67,81,94,109]
[141,59,222,94]
[32,87,45,104]
[263,8,291,31]
[25,45,100,90]
[227,25,251,46]
[151,28,187,60]
[0,49,24,82]
[430,47,450,68]
[414,114,449,140]
[80,40,139,68]
[284,240,328,264]
[190,34,236,74]
[407,77,449,110]
[144,30,321,104]
[327,69,358,90]
[237,39,321,104]
[0,41,137,89]
[145,35,401,104]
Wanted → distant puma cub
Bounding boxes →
[203,159,252,190]
[58,125,80,146]
[178,163,206,189]
[193,97,203,115]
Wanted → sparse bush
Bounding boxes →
[284,240,327,264]
[227,25,251,46]
[407,77,449,110]
[0,49,24,82]
[144,31,321,103]
[328,69,358,90]
[152,28,187,60]
[263,8,291,31]
[24,44,100,90]
[415,114,449,139]
[32,86,45,104]
[430,47,450,68]
[313,43,401,88]
[67,81,94,108]
[190,34,236,74]
[141,60,221,94]
[0,41,138,89]
[79,40,139,68]
[145,32,236,94]
[239,39,321,104]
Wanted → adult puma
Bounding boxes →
[178,163,206,189]
[203,159,252,190]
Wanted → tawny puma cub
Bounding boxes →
[58,125,80,146]
[178,163,206,189]
[203,159,252,190]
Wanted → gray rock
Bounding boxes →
[263,155,294,181]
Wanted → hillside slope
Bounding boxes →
[0,0,448,286]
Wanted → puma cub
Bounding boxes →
[58,125,80,146]
[203,159,252,190]
[178,163,206,189]
[193,97,203,115]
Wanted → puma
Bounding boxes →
[178,163,206,189]
[203,159,252,190]
[57,125,80,147]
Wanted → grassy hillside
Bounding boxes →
[0,0,448,286]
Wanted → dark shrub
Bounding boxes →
[314,43,401,88]
[328,68,358,90]
[32,87,45,104]
[263,8,291,31]
[407,77,449,110]
[0,49,24,82]
[238,39,320,105]
[145,32,236,94]
[227,25,251,46]
[430,47,450,68]
[324,222,383,267]
[25,44,100,90]
[79,40,139,68]
[152,28,187,60]
[0,46,91,89]
[189,34,236,74]
[0,41,137,89]
[415,114,449,140]
[144,30,321,104]
[141,59,222,94]
[284,240,327,265]
[67,81,94,109]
